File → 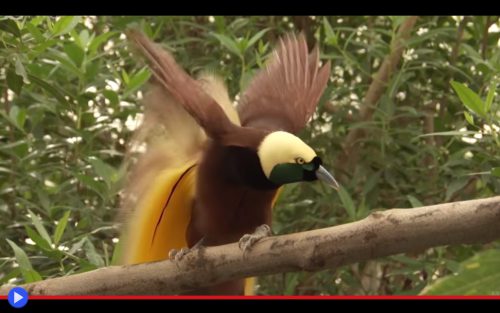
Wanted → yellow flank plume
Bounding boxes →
[120,162,197,264]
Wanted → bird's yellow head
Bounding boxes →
[257,131,339,188]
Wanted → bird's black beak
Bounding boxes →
[315,165,340,190]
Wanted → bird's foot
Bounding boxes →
[168,247,191,262]
[238,224,272,253]
[168,237,205,263]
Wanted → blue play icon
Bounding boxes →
[8,287,28,308]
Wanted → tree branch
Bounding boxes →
[336,16,418,176]
[1,196,499,295]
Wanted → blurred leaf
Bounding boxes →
[390,16,409,29]
[6,68,24,95]
[338,186,356,220]
[445,178,469,202]
[464,111,474,126]
[25,226,52,251]
[28,74,71,106]
[422,250,500,295]
[491,167,500,177]
[451,81,486,118]
[6,239,42,283]
[103,90,119,106]
[6,239,33,271]
[64,42,85,67]
[53,210,71,245]
[407,195,423,208]
[88,31,118,54]
[0,268,21,284]
[125,67,151,96]
[88,158,118,187]
[52,16,81,36]
[14,57,28,82]
[8,105,26,131]
[323,17,338,46]
[0,19,21,37]
[84,239,105,267]
[211,33,241,56]
[484,80,496,113]
[75,174,106,199]
[26,22,45,42]
[28,209,53,246]
[247,28,270,50]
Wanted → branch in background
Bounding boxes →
[436,16,469,148]
[450,16,468,65]
[423,100,438,197]
[1,196,498,295]
[336,16,418,177]
[481,16,493,60]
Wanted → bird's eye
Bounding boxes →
[295,157,305,164]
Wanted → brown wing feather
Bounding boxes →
[238,33,331,134]
[127,30,237,141]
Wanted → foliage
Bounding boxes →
[0,16,499,295]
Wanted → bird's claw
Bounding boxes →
[169,237,205,263]
[168,247,191,262]
[238,224,272,253]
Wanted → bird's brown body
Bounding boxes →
[188,141,278,247]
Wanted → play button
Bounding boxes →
[8,287,28,308]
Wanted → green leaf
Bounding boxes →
[64,42,85,67]
[78,29,91,48]
[246,28,270,50]
[362,172,380,195]
[23,270,43,283]
[26,22,45,43]
[390,16,409,29]
[75,174,106,199]
[35,188,50,213]
[451,81,486,117]
[421,250,500,295]
[88,158,118,187]
[338,186,356,220]
[125,67,151,96]
[8,105,26,130]
[6,239,43,283]
[30,16,45,27]
[6,239,34,271]
[52,16,81,37]
[323,17,338,46]
[53,210,71,245]
[103,90,119,107]
[491,167,500,178]
[28,209,53,246]
[445,178,469,202]
[0,19,21,37]
[0,268,21,284]
[28,74,71,106]
[464,111,474,126]
[484,80,496,113]
[84,239,105,267]
[121,69,130,85]
[15,57,28,82]
[407,195,423,208]
[88,31,118,54]
[6,68,24,95]
[211,33,242,56]
[25,226,53,251]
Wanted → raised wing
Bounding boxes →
[238,33,331,134]
[127,29,238,142]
